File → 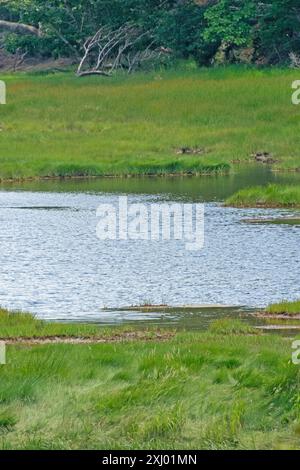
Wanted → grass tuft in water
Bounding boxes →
[266,300,300,316]
[225,184,300,208]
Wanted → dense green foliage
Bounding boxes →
[1,0,300,66]
[0,0,207,61]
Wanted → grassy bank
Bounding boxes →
[0,308,167,341]
[0,67,300,180]
[266,300,300,316]
[0,308,101,339]
[0,309,300,449]
[226,184,300,208]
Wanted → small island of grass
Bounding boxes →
[266,300,300,317]
[255,300,300,320]
[225,184,300,208]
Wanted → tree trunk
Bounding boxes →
[0,20,41,37]
[76,70,111,77]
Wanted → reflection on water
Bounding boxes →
[95,306,258,329]
[0,166,299,327]
[1,165,300,203]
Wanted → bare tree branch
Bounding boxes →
[12,48,28,72]
[76,25,166,77]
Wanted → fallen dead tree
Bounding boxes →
[76,25,168,77]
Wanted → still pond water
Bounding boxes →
[0,167,299,328]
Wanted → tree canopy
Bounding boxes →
[0,0,299,66]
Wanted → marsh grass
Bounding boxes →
[0,308,160,339]
[208,318,258,335]
[0,66,300,179]
[0,308,100,338]
[266,300,300,316]
[226,184,300,208]
[0,311,299,449]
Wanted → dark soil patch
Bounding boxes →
[1,331,175,345]
[255,312,300,320]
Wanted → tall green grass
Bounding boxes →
[0,308,159,339]
[226,184,300,207]
[0,330,298,449]
[266,300,300,316]
[0,66,300,179]
[0,311,300,449]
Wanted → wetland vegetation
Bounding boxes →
[1,67,300,180]
[226,184,300,208]
[1,0,300,452]
[1,67,300,450]
[0,309,300,450]
[265,300,300,317]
